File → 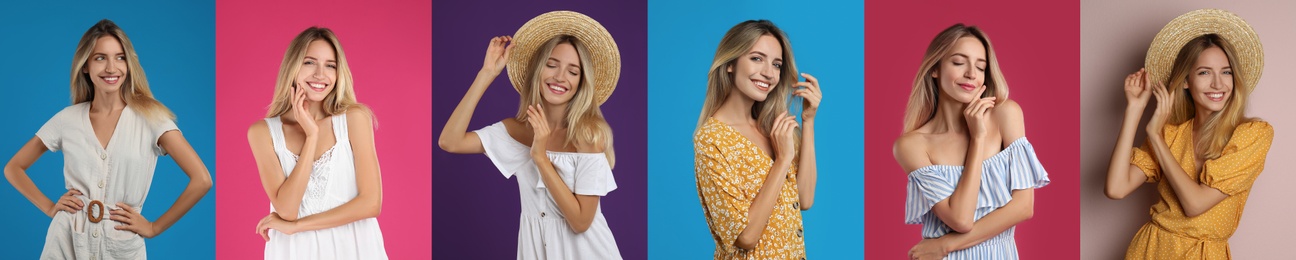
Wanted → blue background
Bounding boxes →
[0,1,215,259]
[647,0,864,258]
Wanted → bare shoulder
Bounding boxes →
[893,131,932,173]
[344,106,375,128]
[247,120,270,140]
[993,99,1026,141]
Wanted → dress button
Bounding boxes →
[540,212,546,217]
[100,153,106,160]
[93,230,99,238]
[796,228,803,237]
[793,202,800,209]
[98,180,105,188]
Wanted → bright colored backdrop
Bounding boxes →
[864,0,1081,259]
[214,0,431,258]
[0,1,216,259]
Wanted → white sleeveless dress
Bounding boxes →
[263,114,388,259]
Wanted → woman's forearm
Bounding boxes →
[272,134,318,221]
[151,131,213,236]
[1105,104,1148,199]
[796,119,816,210]
[735,158,792,250]
[5,137,54,216]
[936,136,992,233]
[1147,135,1227,217]
[936,189,1035,252]
[285,191,381,232]
[531,154,598,233]
[437,70,496,153]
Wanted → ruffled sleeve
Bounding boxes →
[997,137,1050,191]
[1201,121,1273,195]
[904,166,959,224]
[1131,143,1161,183]
[473,121,531,179]
[569,154,618,196]
[693,126,749,252]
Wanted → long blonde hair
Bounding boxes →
[697,20,799,138]
[69,19,174,122]
[516,36,615,167]
[902,24,1009,133]
[266,27,367,118]
[1164,34,1258,159]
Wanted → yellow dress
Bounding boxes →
[1125,119,1274,259]
[694,117,806,260]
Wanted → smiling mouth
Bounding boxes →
[1205,92,1226,101]
[547,83,569,95]
[753,80,770,91]
[958,83,976,91]
[101,76,120,85]
[306,82,328,92]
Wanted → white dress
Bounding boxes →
[263,114,388,259]
[474,122,622,260]
[37,103,177,260]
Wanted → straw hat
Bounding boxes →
[1145,9,1263,93]
[507,11,620,105]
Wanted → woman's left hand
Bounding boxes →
[793,73,823,121]
[109,202,156,238]
[255,212,297,241]
[525,104,552,158]
[908,238,948,260]
[1146,81,1174,139]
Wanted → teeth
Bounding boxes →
[1207,93,1224,99]
[308,83,325,89]
[103,77,119,81]
[755,81,769,88]
[548,84,567,93]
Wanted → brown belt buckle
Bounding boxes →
[87,200,104,223]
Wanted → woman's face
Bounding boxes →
[729,34,783,102]
[295,39,338,102]
[933,36,987,104]
[540,42,583,106]
[1186,46,1233,113]
[83,36,129,93]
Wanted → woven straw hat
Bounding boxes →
[1145,9,1263,93]
[507,11,620,105]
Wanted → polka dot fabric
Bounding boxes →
[694,117,806,260]
[1126,119,1274,259]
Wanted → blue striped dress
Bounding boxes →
[904,137,1050,260]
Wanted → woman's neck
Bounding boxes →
[543,103,568,130]
[90,89,126,113]
[929,94,968,134]
[713,89,757,126]
[286,100,327,122]
[1193,105,1214,130]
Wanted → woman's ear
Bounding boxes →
[930,67,938,79]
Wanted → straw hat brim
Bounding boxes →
[1145,9,1263,93]
[507,11,620,105]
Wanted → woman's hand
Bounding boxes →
[481,36,515,76]
[525,104,552,158]
[908,238,949,260]
[793,73,823,121]
[292,85,319,137]
[255,212,298,241]
[110,203,157,238]
[1124,69,1153,109]
[1146,80,1174,139]
[48,189,84,217]
[770,112,798,163]
[963,85,996,141]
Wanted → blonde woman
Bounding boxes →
[1105,9,1273,259]
[3,19,212,259]
[438,11,623,259]
[247,27,387,259]
[693,20,822,259]
[895,24,1049,260]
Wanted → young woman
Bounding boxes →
[438,11,623,259]
[3,19,212,259]
[1105,9,1272,259]
[247,27,387,259]
[693,20,822,259]
[895,24,1049,260]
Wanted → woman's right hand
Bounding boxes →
[48,189,83,217]
[1146,80,1175,138]
[963,85,996,141]
[292,85,319,137]
[1124,68,1153,109]
[770,112,798,163]
[481,36,514,76]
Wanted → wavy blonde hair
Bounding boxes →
[902,24,1009,133]
[266,27,368,118]
[70,19,174,123]
[696,20,799,139]
[516,36,615,167]
[1164,34,1259,159]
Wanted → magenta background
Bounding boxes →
[213,0,431,259]
[864,0,1081,259]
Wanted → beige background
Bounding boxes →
[1081,1,1296,259]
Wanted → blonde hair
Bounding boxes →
[902,24,1009,133]
[516,36,615,167]
[266,27,368,118]
[1164,34,1258,159]
[697,20,799,138]
[70,19,174,122]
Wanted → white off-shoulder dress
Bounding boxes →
[474,121,621,260]
[263,114,388,259]
[905,137,1050,260]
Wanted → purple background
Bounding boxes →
[432,1,647,259]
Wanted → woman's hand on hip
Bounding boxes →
[48,189,84,217]
[110,202,157,238]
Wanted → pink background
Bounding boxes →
[1080,1,1296,259]
[213,0,431,258]
[865,1,1081,259]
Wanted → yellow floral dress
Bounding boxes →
[1126,119,1274,259]
[695,117,806,259]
